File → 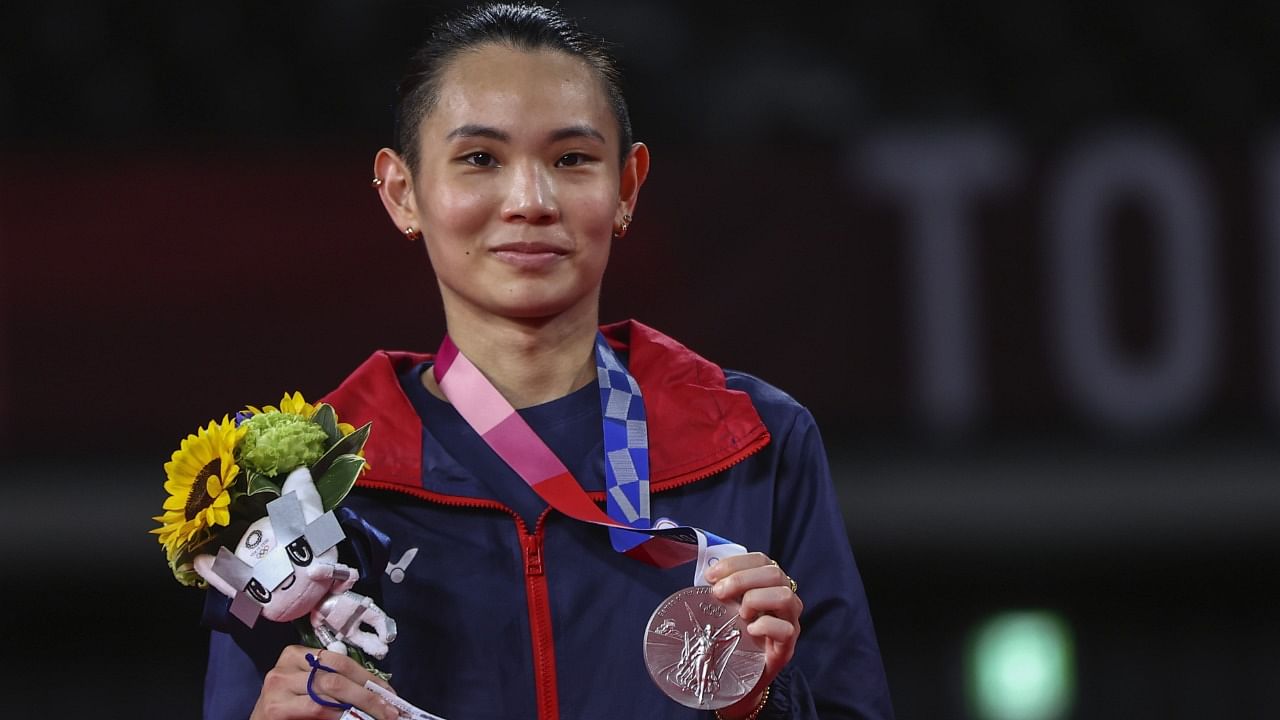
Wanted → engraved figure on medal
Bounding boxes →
[643,586,766,709]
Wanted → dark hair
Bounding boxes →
[394,2,633,174]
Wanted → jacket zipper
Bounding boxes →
[354,432,769,720]
[523,510,557,720]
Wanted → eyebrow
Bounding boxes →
[445,123,606,144]
[547,124,606,144]
[446,124,509,142]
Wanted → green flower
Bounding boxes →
[238,411,329,477]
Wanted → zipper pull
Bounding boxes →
[524,533,544,576]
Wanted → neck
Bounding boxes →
[426,304,600,409]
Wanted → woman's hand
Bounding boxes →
[704,552,803,719]
[250,645,401,720]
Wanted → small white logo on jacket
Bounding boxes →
[385,547,419,583]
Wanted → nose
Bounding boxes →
[502,161,559,225]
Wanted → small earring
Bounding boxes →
[370,177,384,188]
[613,213,634,239]
[404,226,422,242]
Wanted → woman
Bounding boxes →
[204,4,893,719]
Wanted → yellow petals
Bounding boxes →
[153,415,245,561]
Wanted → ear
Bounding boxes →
[373,147,421,237]
[618,142,650,221]
[193,553,238,599]
[280,466,324,521]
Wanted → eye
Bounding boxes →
[246,578,272,604]
[286,537,314,566]
[464,152,498,167]
[556,152,590,168]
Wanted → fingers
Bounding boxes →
[703,551,803,682]
[706,553,796,605]
[744,611,800,647]
[306,665,401,720]
[290,646,395,694]
[253,693,345,720]
[252,646,400,720]
[738,584,803,624]
[745,613,800,675]
[702,551,772,584]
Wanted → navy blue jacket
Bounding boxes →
[203,321,894,719]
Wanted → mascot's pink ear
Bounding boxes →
[194,553,238,599]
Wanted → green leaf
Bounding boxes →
[293,618,321,650]
[355,646,390,680]
[246,471,281,497]
[312,403,341,445]
[315,454,365,511]
[311,421,371,480]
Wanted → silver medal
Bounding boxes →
[642,586,766,709]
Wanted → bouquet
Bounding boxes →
[152,392,397,663]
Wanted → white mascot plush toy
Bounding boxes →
[193,467,397,659]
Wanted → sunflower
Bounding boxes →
[337,419,357,437]
[151,415,247,562]
[245,390,315,419]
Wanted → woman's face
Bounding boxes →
[409,44,638,325]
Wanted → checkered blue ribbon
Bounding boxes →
[597,335,653,552]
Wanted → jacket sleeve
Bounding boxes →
[762,407,895,720]
[204,629,267,719]
[201,590,297,718]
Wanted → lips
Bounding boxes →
[490,240,570,269]
[489,241,569,255]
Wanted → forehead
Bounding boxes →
[426,44,617,146]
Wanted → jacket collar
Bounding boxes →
[323,319,770,494]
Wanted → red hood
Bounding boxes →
[323,319,770,494]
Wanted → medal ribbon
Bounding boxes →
[433,332,744,585]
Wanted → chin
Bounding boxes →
[484,284,597,320]
[496,301,575,321]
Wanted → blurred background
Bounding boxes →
[3,0,1279,716]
